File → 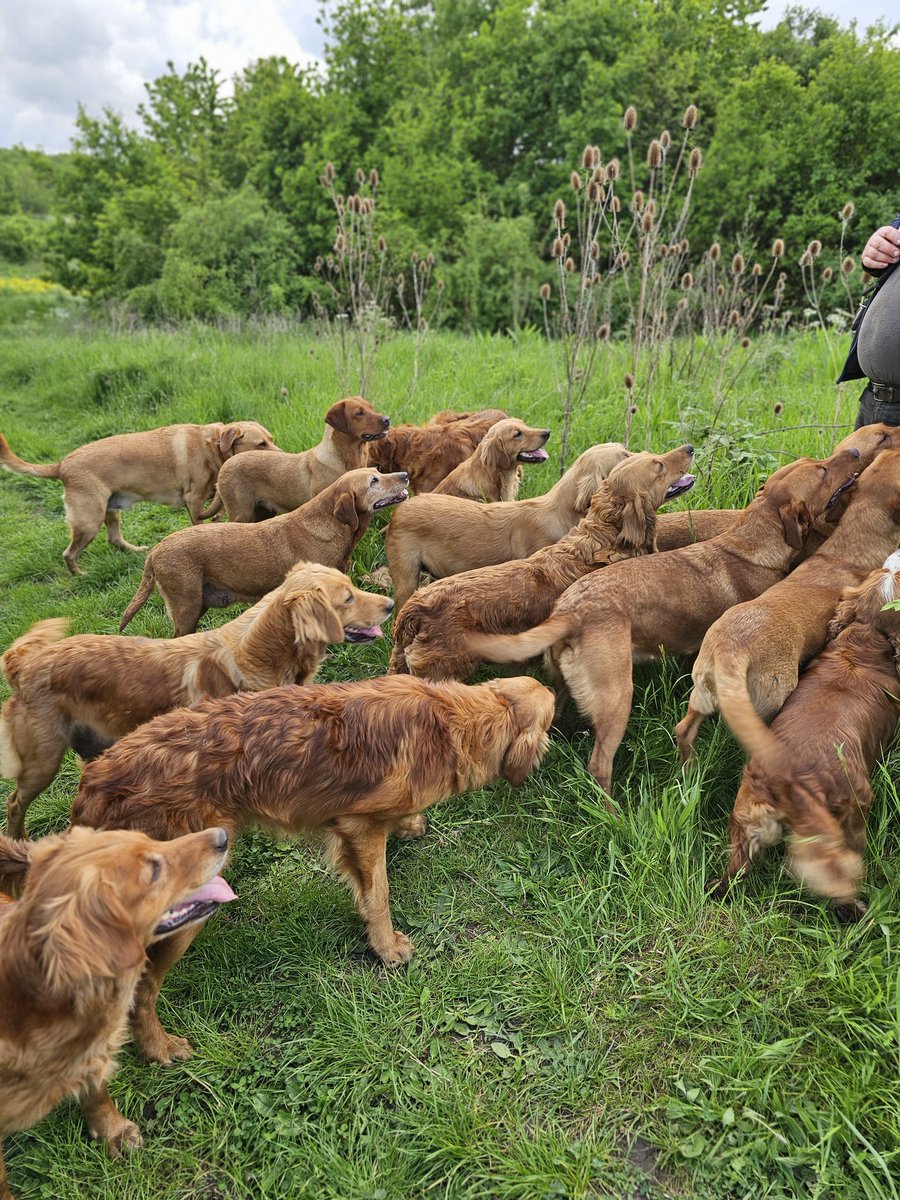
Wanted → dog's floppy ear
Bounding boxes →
[29,878,146,990]
[325,400,353,435]
[499,698,550,786]
[194,652,240,699]
[617,493,654,550]
[289,586,345,646]
[218,425,243,458]
[574,474,599,515]
[778,500,811,551]
[827,579,867,640]
[333,490,360,531]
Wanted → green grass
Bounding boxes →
[2,317,899,1200]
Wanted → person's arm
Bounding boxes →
[861,216,900,272]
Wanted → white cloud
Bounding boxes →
[0,0,324,153]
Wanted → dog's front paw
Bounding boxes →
[833,897,867,924]
[106,1119,143,1158]
[139,1031,194,1065]
[377,931,415,967]
[394,813,428,841]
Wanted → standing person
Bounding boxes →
[838,216,900,427]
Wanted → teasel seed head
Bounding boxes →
[334,233,346,254]
[582,145,593,168]
[596,322,610,340]
[369,168,379,188]
[681,272,693,289]
[314,256,323,273]
[540,283,552,300]
[647,139,663,169]
[732,252,745,275]
[641,211,653,233]
[592,145,601,166]
[571,170,582,191]
[325,162,336,182]
[419,317,428,331]
[842,256,856,274]
[632,189,645,211]
[773,401,783,415]
[565,256,576,272]
[688,147,703,175]
[588,181,602,203]
[676,296,689,311]
[822,266,833,281]
[378,236,387,253]
[606,159,619,181]
[740,337,750,348]
[624,371,635,388]
[752,262,762,276]
[680,238,689,254]
[552,236,564,257]
[593,272,602,286]
[682,104,698,130]
[437,278,445,290]
[841,201,855,220]
[618,250,630,267]
[629,404,638,415]
[397,273,405,288]
[807,239,822,258]
[659,244,668,259]
[593,165,606,184]
[729,309,740,325]
[611,195,621,213]
[772,238,785,258]
[799,250,813,267]
[590,240,600,260]
[716,283,725,297]
[356,167,365,183]
[646,198,657,217]
[709,242,721,262]
[554,198,566,225]
[562,232,571,248]
[777,271,787,284]
[623,105,638,132]
[660,129,671,150]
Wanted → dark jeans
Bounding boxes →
[855,384,900,429]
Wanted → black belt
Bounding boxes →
[869,381,900,404]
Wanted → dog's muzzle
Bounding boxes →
[373,488,409,509]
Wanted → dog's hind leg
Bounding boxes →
[62,489,108,575]
[131,925,203,1063]
[104,509,147,554]
[2,703,69,839]
[674,692,709,766]
[560,626,632,796]
[328,814,413,966]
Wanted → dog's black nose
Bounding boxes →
[846,447,860,459]
[381,415,390,426]
[684,444,694,455]
[211,827,228,852]
[541,429,551,439]
[385,598,395,611]
[399,471,409,483]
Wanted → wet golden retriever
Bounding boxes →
[1,563,393,837]
[390,447,695,681]
[0,421,278,574]
[0,825,231,1200]
[207,396,390,521]
[72,675,554,1063]
[119,469,409,636]
[385,442,630,609]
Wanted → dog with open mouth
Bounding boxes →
[0,825,233,1200]
[431,419,551,502]
[464,447,862,793]
[203,396,390,522]
[1,562,394,838]
[119,469,409,637]
[390,446,695,682]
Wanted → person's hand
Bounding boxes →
[862,225,900,270]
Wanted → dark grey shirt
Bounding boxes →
[858,265,900,385]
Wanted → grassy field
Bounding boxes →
[1,312,899,1200]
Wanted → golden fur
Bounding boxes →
[676,447,900,761]
[711,555,900,912]
[384,442,631,609]
[368,409,508,492]
[0,825,229,1200]
[430,419,550,502]
[0,422,278,575]
[0,564,393,838]
[207,397,390,521]
[466,449,862,792]
[118,469,409,636]
[71,675,555,1062]
[389,447,695,682]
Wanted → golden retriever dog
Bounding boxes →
[390,447,695,682]
[71,675,555,1063]
[119,469,409,636]
[467,449,862,792]
[676,447,900,762]
[0,421,278,575]
[0,825,232,1200]
[652,424,900,553]
[1,564,393,838]
[368,409,508,492]
[206,396,390,522]
[385,442,631,609]
[430,419,550,502]
[710,553,900,915]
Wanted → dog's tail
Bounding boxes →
[119,557,156,630]
[716,654,789,773]
[0,434,62,479]
[465,611,577,664]
[198,491,224,520]
[1,618,70,689]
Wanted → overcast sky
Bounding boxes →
[0,0,895,154]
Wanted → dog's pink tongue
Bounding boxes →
[531,448,550,462]
[185,876,236,905]
[359,626,383,638]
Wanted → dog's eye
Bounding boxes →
[346,593,354,604]
[657,461,664,472]
[513,430,523,438]
[147,856,163,884]
[257,441,267,448]
[370,476,378,485]
[357,409,365,417]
